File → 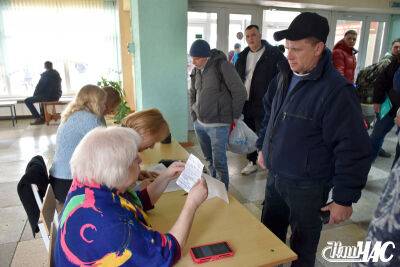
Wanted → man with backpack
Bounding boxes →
[235,25,286,175]
[368,39,400,161]
[189,39,247,190]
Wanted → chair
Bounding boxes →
[48,222,57,267]
[31,184,50,251]
[41,185,59,233]
[31,184,60,252]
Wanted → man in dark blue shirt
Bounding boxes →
[24,61,62,125]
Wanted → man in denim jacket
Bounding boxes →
[256,13,372,266]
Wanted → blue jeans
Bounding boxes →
[370,114,395,161]
[261,173,331,267]
[24,96,42,118]
[194,120,230,190]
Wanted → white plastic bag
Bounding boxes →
[228,118,258,154]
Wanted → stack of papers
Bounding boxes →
[146,154,229,203]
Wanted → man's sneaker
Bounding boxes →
[378,149,391,158]
[241,162,258,175]
[30,118,45,125]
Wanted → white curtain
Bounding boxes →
[0,0,120,97]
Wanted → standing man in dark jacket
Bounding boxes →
[235,25,286,175]
[370,51,400,161]
[24,61,62,125]
[256,13,371,266]
[189,40,246,190]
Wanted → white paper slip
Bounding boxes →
[147,163,167,173]
[176,154,204,192]
[164,178,181,192]
[203,174,229,204]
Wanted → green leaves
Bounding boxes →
[97,77,132,124]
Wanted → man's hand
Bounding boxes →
[257,151,266,169]
[321,202,353,224]
[373,103,381,114]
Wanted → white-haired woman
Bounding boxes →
[49,84,107,203]
[54,127,208,266]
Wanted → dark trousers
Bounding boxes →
[24,96,44,118]
[49,175,72,203]
[261,173,331,267]
[370,114,395,161]
[243,103,262,164]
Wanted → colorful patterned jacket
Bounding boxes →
[54,179,181,266]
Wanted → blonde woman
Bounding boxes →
[49,84,107,202]
[122,108,171,181]
[121,108,170,151]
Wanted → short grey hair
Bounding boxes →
[70,126,142,188]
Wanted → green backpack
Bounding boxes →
[355,55,394,104]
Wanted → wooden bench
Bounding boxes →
[40,100,71,125]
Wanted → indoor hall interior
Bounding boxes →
[1,0,400,266]
[0,120,396,266]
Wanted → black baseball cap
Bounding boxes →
[274,12,329,44]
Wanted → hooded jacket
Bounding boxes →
[332,39,357,83]
[189,49,247,124]
[257,49,371,206]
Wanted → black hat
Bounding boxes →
[274,12,329,43]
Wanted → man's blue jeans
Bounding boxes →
[370,114,395,161]
[24,96,42,118]
[194,120,230,190]
[262,173,331,267]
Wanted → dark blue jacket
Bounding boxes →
[257,49,372,206]
[33,69,62,100]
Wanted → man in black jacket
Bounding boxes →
[257,13,371,266]
[24,61,62,125]
[370,50,400,162]
[235,25,285,175]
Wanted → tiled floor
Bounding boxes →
[0,119,395,266]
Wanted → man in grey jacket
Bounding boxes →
[189,39,247,190]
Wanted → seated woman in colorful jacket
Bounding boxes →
[54,126,208,266]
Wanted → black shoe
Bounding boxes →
[378,149,391,158]
[30,118,45,125]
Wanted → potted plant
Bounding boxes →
[97,77,132,123]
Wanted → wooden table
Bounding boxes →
[141,141,297,266]
[148,191,297,266]
[0,101,17,126]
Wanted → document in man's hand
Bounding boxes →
[176,154,204,192]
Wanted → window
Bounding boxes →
[228,14,251,52]
[365,21,386,66]
[187,12,217,76]
[334,20,363,51]
[262,10,300,46]
[0,1,120,97]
